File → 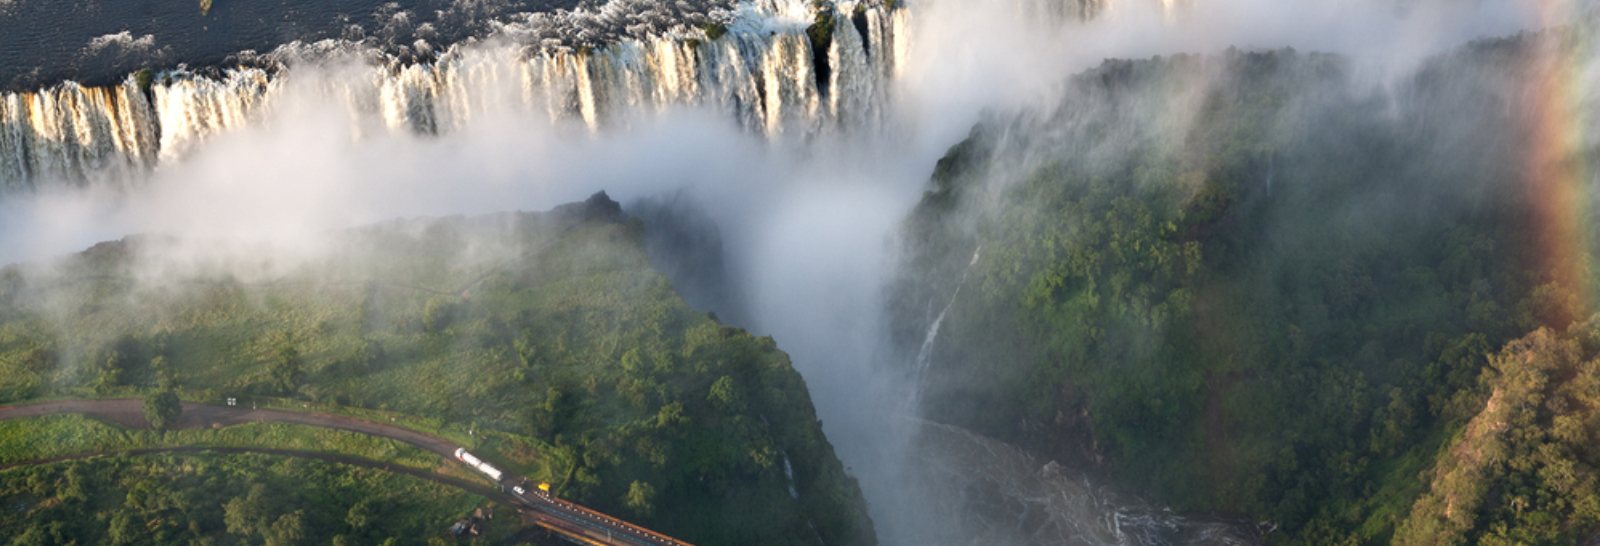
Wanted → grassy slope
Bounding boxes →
[0,193,875,546]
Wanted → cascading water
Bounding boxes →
[153,68,273,161]
[910,244,980,408]
[0,78,159,192]
[0,0,909,191]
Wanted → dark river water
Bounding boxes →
[0,0,580,90]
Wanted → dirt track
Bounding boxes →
[0,399,461,458]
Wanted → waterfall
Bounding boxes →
[0,0,911,191]
[153,68,273,162]
[910,245,980,407]
[0,78,159,193]
[830,6,878,132]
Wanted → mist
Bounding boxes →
[0,0,1583,544]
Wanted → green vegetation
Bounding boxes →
[0,193,874,546]
[896,36,1596,544]
[143,390,182,431]
[806,1,836,93]
[0,414,442,471]
[807,4,836,53]
[0,451,510,545]
[701,23,728,41]
[624,479,657,518]
[133,68,154,96]
[1393,321,1600,546]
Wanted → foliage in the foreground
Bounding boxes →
[894,34,1596,543]
[143,390,182,431]
[0,451,507,546]
[0,193,874,546]
[0,414,443,471]
[1396,320,1600,546]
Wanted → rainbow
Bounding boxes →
[1522,2,1595,327]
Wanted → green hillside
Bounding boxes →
[1,451,509,546]
[894,33,1597,544]
[0,192,875,546]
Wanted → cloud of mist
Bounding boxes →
[896,0,1546,154]
[0,35,945,541]
[0,1,1584,545]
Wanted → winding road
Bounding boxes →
[0,399,460,456]
[0,445,516,501]
[0,398,695,546]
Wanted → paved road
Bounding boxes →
[0,398,698,546]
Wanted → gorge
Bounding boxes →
[0,0,1594,545]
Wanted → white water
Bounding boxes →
[0,0,908,191]
[0,79,159,191]
[908,420,1257,546]
[910,244,980,408]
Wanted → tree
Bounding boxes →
[225,484,277,537]
[107,512,139,545]
[224,490,260,536]
[91,349,126,392]
[422,296,453,333]
[346,498,376,530]
[21,343,55,374]
[655,401,688,429]
[358,340,386,373]
[144,390,182,431]
[9,523,69,546]
[708,376,743,413]
[60,465,87,503]
[264,511,305,546]
[152,355,178,390]
[620,348,644,375]
[623,480,656,517]
[269,343,304,395]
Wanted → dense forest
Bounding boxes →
[1,452,508,545]
[0,193,874,546]
[1396,320,1600,546]
[894,30,1597,544]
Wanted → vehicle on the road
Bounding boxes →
[454,448,504,482]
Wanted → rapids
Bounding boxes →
[908,421,1260,546]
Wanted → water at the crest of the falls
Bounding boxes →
[0,0,910,193]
